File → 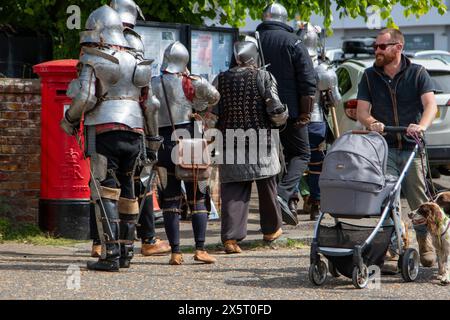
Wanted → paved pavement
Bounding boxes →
[0,176,450,300]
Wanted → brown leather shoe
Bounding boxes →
[193,250,217,264]
[141,239,171,256]
[91,244,102,258]
[223,240,242,254]
[169,253,184,265]
[263,228,283,242]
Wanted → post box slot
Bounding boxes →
[56,90,67,96]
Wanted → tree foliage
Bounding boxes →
[0,0,447,58]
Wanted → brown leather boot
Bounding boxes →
[223,240,242,254]
[141,238,171,256]
[302,195,311,214]
[169,253,184,265]
[263,228,283,242]
[193,250,217,264]
[416,233,436,267]
[91,242,102,258]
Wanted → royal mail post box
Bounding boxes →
[33,60,90,239]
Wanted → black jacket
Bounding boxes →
[256,21,316,118]
[357,55,435,149]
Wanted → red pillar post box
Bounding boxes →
[33,60,91,239]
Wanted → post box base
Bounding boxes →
[39,199,91,240]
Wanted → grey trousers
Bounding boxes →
[220,176,282,243]
[387,149,429,237]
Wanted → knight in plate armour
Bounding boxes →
[60,4,160,271]
[151,41,220,265]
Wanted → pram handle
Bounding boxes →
[351,130,370,134]
[383,126,408,133]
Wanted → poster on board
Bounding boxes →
[134,25,181,77]
[190,30,234,82]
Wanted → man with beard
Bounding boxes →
[356,28,438,268]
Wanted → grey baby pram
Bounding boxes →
[309,128,420,289]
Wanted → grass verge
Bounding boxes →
[0,217,85,246]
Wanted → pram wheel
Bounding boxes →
[328,259,340,278]
[399,248,419,282]
[352,264,369,289]
[309,259,328,286]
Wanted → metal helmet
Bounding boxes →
[110,0,145,27]
[262,3,288,24]
[234,41,259,67]
[161,41,189,73]
[301,23,320,57]
[80,5,129,48]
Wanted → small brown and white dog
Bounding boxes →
[409,192,450,285]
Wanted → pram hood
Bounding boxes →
[319,131,388,193]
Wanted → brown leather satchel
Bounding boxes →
[175,138,212,181]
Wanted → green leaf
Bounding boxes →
[1,0,447,58]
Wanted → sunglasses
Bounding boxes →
[373,42,399,51]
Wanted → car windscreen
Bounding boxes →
[428,71,450,94]
[420,54,450,64]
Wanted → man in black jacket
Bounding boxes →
[357,28,437,267]
[256,3,317,225]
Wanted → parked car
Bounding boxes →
[334,57,450,174]
[405,50,450,64]
[325,38,376,67]
[325,48,344,64]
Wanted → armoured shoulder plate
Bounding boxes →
[316,63,338,91]
[80,47,121,92]
[191,76,220,108]
[311,62,342,122]
[133,59,154,88]
[124,27,145,54]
